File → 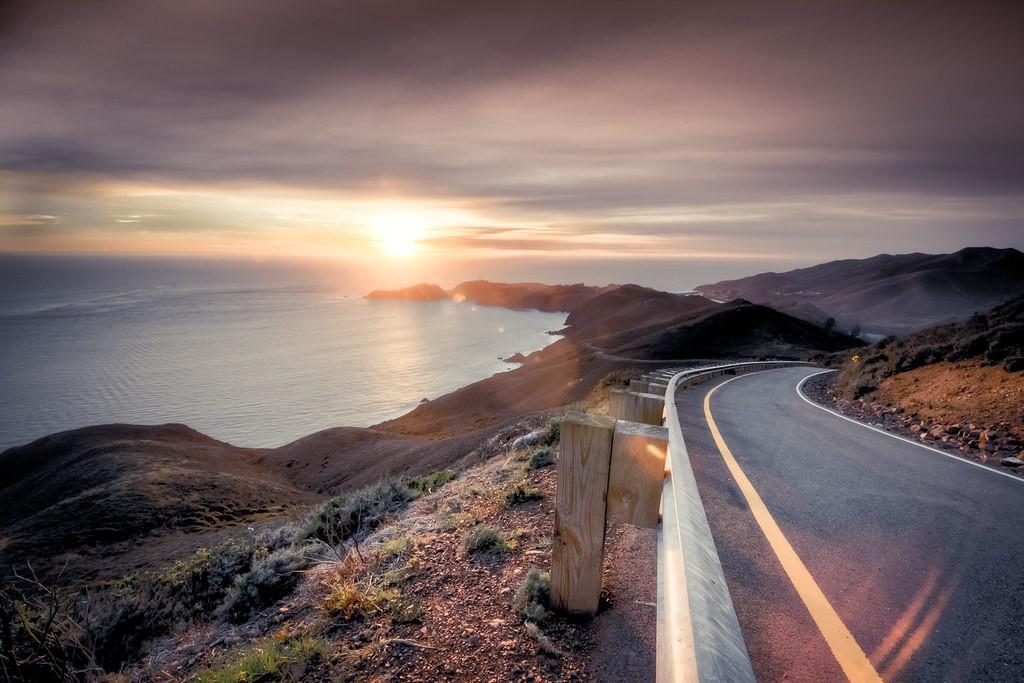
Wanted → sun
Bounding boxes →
[370,210,426,256]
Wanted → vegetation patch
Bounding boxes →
[305,469,457,546]
[504,484,544,507]
[540,419,561,446]
[513,567,551,623]
[321,576,398,621]
[462,524,509,556]
[528,447,555,469]
[218,546,309,623]
[196,636,329,683]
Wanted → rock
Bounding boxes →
[510,430,542,450]
[928,425,945,439]
[999,457,1024,468]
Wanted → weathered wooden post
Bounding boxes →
[609,389,665,425]
[606,421,668,529]
[551,411,616,615]
[629,378,650,393]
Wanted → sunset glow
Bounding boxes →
[0,1,1021,286]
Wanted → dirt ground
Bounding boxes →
[875,361,1024,434]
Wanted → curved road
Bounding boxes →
[676,366,1024,682]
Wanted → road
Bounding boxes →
[676,366,1024,682]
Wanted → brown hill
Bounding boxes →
[834,294,1024,399]
[450,280,616,312]
[0,424,313,585]
[596,300,861,360]
[696,247,1024,336]
[365,283,447,301]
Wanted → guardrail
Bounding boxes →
[656,361,813,682]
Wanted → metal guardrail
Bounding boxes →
[655,361,814,683]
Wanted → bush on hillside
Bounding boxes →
[513,567,550,623]
[217,546,309,623]
[463,525,509,556]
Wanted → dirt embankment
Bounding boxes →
[805,371,1024,472]
[874,362,1024,429]
[824,295,1024,467]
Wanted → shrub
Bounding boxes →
[0,573,98,683]
[541,419,560,446]
[218,547,309,623]
[320,576,397,621]
[528,447,555,469]
[389,596,424,624]
[197,636,329,683]
[304,481,416,546]
[463,525,509,556]
[405,468,456,495]
[1004,356,1024,373]
[504,484,544,507]
[513,567,550,623]
[88,539,254,666]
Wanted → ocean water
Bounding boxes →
[0,256,565,451]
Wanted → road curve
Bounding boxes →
[675,366,1024,682]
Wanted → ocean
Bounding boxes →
[0,255,565,451]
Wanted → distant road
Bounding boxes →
[676,367,1024,682]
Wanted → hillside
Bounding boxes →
[696,247,1024,336]
[818,295,1024,464]
[0,424,315,586]
[594,299,861,360]
[834,294,1024,399]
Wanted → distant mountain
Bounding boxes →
[365,283,446,301]
[695,247,1024,336]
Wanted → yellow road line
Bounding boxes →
[704,375,882,683]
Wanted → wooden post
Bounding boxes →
[629,378,650,393]
[647,381,669,395]
[551,411,616,615]
[609,389,628,420]
[609,389,665,425]
[606,421,668,529]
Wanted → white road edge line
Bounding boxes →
[795,369,1024,485]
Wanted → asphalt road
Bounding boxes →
[676,366,1024,682]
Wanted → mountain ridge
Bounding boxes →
[695,247,1024,335]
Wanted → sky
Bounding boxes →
[1,0,1022,288]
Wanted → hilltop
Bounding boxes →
[696,247,1024,336]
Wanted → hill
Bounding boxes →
[0,424,314,585]
[834,294,1024,399]
[365,280,617,312]
[594,299,861,360]
[821,296,1024,461]
[696,247,1024,336]
[365,283,447,301]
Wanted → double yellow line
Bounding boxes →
[704,376,883,683]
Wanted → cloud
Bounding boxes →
[0,0,1022,261]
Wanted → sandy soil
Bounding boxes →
[875,361,1024,434]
